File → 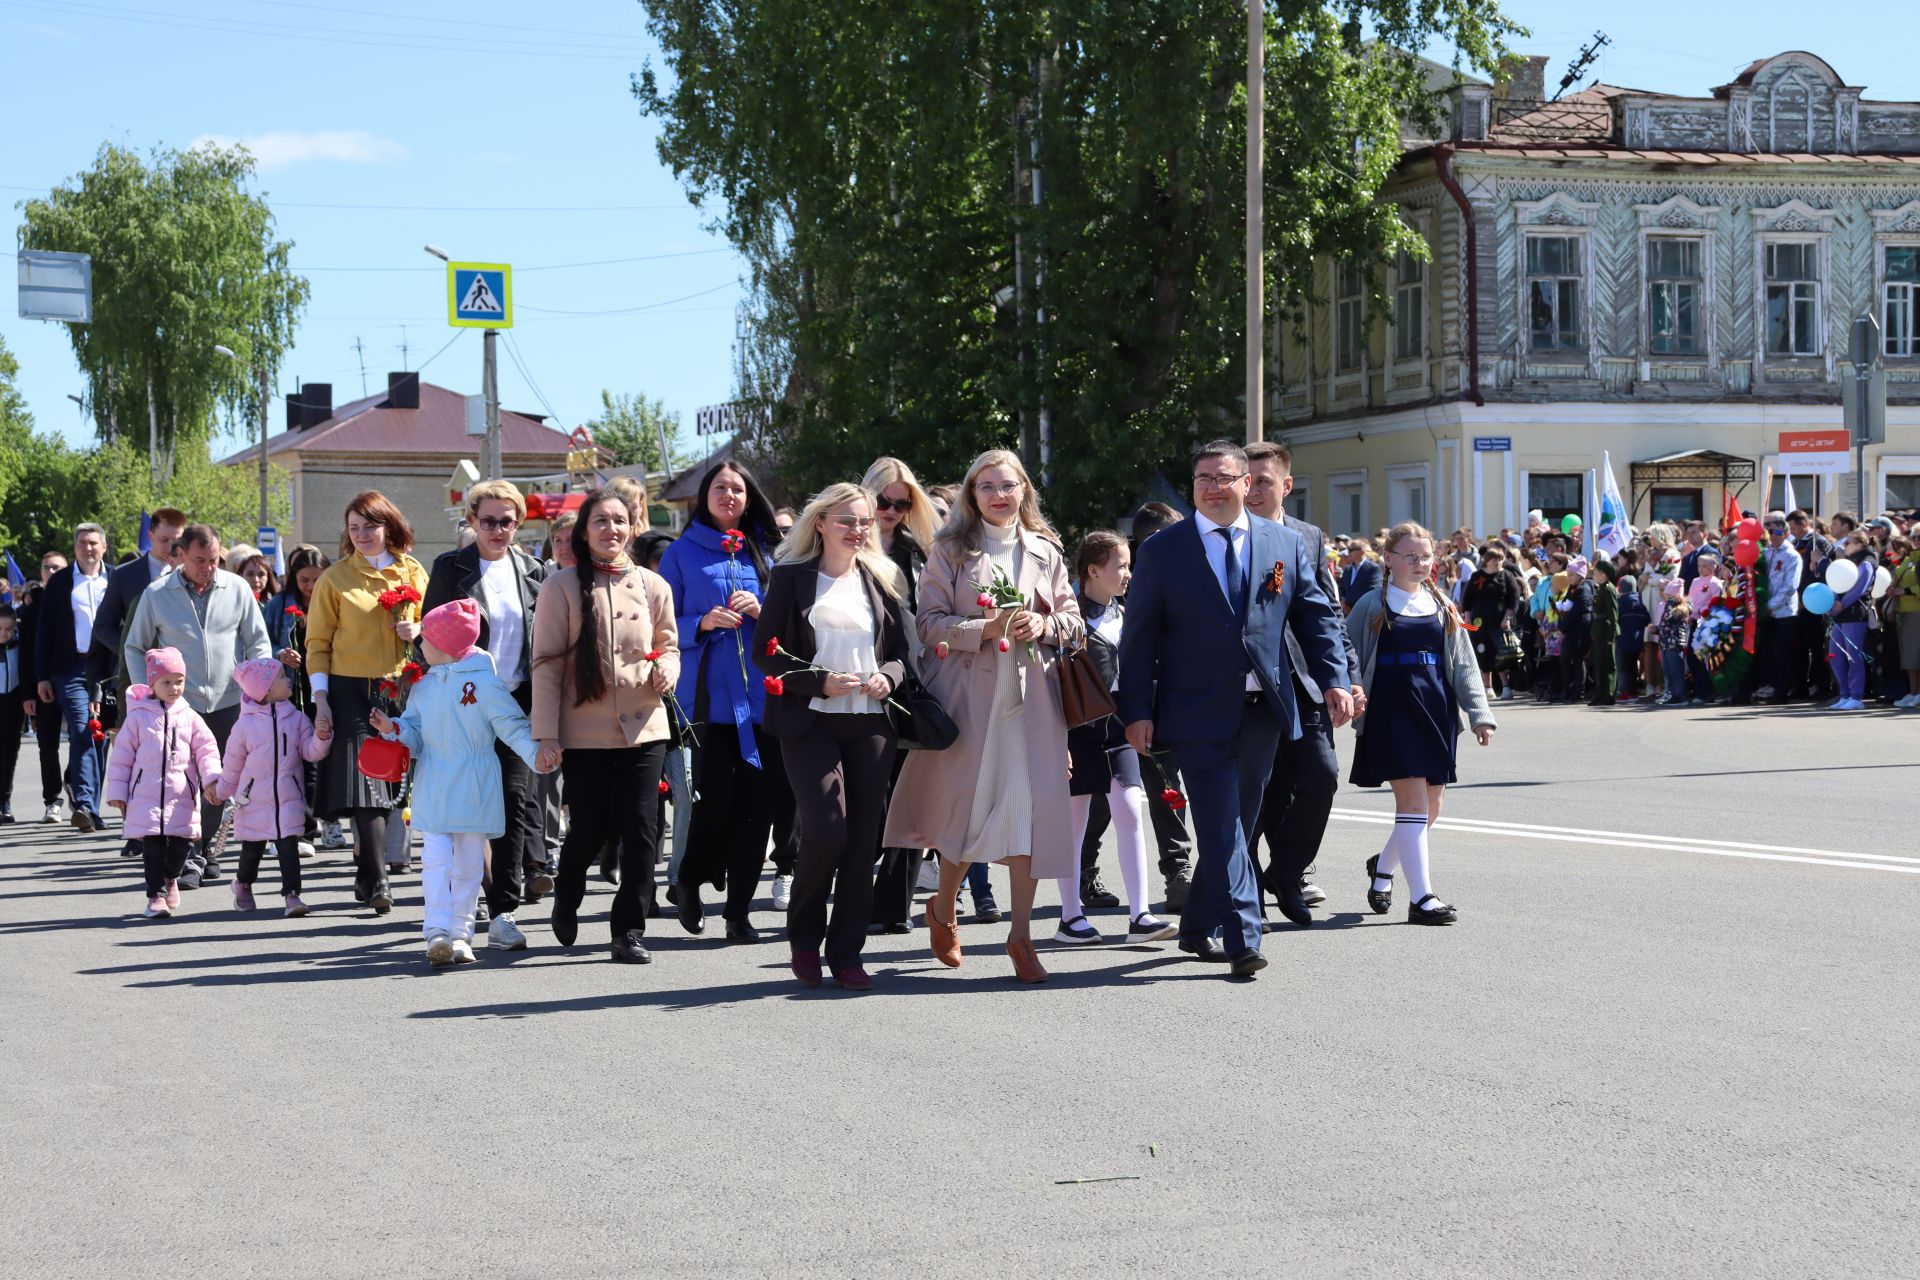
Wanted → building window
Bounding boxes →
[1887,474,1920,509]
[1767,474,1819,516]
[1335,261,1365,373]
[1389,474,1427,526]
[1765,242,1821,356]
[1527,472,1583,526]
[1526,236,1582,352]
[1284,482,1310,522]
[1330,474,1366,535]
[1886,246,1919,358]
[1648,237,1704,356]
[1650,489,1704,524]
[1393,247,1424,362]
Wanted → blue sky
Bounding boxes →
[4,1,1914,456]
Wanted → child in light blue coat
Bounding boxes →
[371,598,541,967]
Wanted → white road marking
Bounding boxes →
[1327,808,1920,877]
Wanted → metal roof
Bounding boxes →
[219,379,572,465]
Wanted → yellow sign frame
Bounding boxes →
[446,261,513,329]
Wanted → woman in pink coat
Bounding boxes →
[211,658,332,916]
[883,449,1083,983]
[105,648,223,919]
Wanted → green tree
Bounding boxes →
[635,1,1517,531]
[583,389,686,470]
[17,142,310,484]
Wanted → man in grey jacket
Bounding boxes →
[122,524,272,881]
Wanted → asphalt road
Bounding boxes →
[4,698,1917,1279]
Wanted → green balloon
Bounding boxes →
[1561,513,1583,533]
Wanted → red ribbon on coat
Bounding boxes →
[460,682,477,706]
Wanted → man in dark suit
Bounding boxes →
[1119,440,1351,978]
[16,561,68,823]
[1245,442,1366,924]
[36,524,112,833]
[420,484,547,946]
[87,508,184,855]
[1337,537,1384,613]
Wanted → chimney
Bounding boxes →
[289,382,332,430]
[386,371,420,410]
[1495,54,1549,106]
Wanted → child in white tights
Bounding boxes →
[1055,532,1177,945]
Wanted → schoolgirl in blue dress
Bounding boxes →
[1344,522,1497,924]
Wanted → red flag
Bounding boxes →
[1722,488,1741,533]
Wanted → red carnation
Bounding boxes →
[644,649,663,662]
[763,675,785,697]
[86,718,102,733]
[91,730,106,743]
[401,661,426,685]
[1161,788,1187,811]
[376,679,400,699]
[764,636,779,657]
[397,584,422,605]
[658,778,670,795]
[376,589,400,610]
[284,604,305,619]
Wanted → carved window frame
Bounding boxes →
[1872,203,1920,363]
[1752,200,1838,378]
[1633,197,1720,375]
[1512,193,1599,374]
[1387,210,1432,401]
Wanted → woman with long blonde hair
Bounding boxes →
[883,449,1082,983]
[755,484,912,990]
[1343,522,1496,925]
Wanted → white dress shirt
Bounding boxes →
[71,565,108,654]
[1192,508,1258,691]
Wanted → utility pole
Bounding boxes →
[483,328,501,481]
[1245,0,1265,446]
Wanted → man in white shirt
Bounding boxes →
[1757,510,1804,703]
[35,523,111,832]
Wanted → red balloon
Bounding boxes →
[1732,538,1761,568]
[1736,517,1764,542]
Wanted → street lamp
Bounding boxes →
[215,344,271,528]
[424,243,500,479]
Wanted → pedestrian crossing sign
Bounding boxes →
[447,262,512,329]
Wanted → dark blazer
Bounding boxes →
[1337,557,1383,611]
[1281,514,1362,692]
[419,543,546,686]
[34,564,104,691]
[87,555,167,691]
[0,643,26,711]
[752,558,910,741]
[1077,593,1123,691]
[1117,513,1346,745]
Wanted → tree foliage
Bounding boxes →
[17,142,309,484]
[583,389,687,471]
[634,1,1517,531]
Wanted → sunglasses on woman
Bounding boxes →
[874,495,913,513]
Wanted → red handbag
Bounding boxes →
[357,736,411,783]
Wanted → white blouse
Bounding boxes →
[1386,583,1439,617]
[808,570,881,715]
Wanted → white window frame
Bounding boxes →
[1386,462,1431,528]
[1513,193,1599,373]
[1871,206,1920,362]
[1328,468,1369,538]
[1763,240,1823,358]
[1752,200,1837,377]
[1634,194,1720,374]
[1388,213,1431,392]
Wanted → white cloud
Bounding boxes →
[191,129,409,171]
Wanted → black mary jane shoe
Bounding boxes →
[1177,937,1229,963]
[724,917,761,944]
[611,930,652,964]
[1364,855,1394,915]
[676,883,705,935]
[1407,894,1458,926]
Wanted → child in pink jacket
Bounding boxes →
[211,658,331,916]
[105,648,223,919]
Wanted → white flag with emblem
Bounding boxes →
[1596,450,1629,557]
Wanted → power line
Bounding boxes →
[517,280,739,317]
[501,331,568,429]
[414,329,465,374]
[294,248,732,274]
[0,183,690,213]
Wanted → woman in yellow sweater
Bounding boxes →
[306,491,430,914]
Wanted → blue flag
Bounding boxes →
[2,552,23,603]
[138,510,152,556]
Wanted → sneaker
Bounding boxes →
[487,913,527,950]
[283,893,309,918]
[43,800,64,824]
[1053,916,1102,944]
[1897,694,1919,709]
[164,879,180,910]
[914,858,940,892]
[427,932,455,966]
[974,895,1002,924]
[232,882,257,912]
[296,840,316,859]
[1127,914,1179,943]
[119,840,141,858]
[771,873,793,911]
[1081,874,1121,909]
[177,864,203,890]
[144,894,170,919]
[451,939,477,964]
[320,821,349,850]
[1299,881,1327,908]
[71,807,96,834]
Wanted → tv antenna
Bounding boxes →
[352,335,368,396]
[1552,31,1611,101]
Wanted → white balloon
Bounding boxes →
[1873,566,1893,599]
[1824,558,1860,594]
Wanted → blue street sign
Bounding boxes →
[447,262,513,328]
[1474,436,1511,452]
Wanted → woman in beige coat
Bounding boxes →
[883,449,1083,983]
[531,488,679,964]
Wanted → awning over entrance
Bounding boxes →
[1629,449,1756,522]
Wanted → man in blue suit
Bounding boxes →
[1337,537,1384,613]
[1118,440,1351,977]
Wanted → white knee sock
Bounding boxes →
[1109,781,1151,920]
[1376,813,1431,899]
[1058,796,1090,924]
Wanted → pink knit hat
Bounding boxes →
[235,657,285,704]
[144,647,186,683]
[420,598,482,661]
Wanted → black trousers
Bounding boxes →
[0,697,23,813]
[142,835,192,896]
[781,713,894,969]
[486,684,540,916]
[682,728,780,921]
[1792,611,1832,697]
[32,699,62,805]
[556,743,666,938]
[1139,746,1193,875]
[238,838,301,895]
[1255,692,1338,893]
[869,751,916,927]
[1558,639,1590,702]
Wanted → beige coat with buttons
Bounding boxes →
[530,566,680,749]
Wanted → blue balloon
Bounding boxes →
[1803,582,1836,613]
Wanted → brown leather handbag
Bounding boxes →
[1056,638,1118,729]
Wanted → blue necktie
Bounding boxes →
[1215,527,1246,624]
